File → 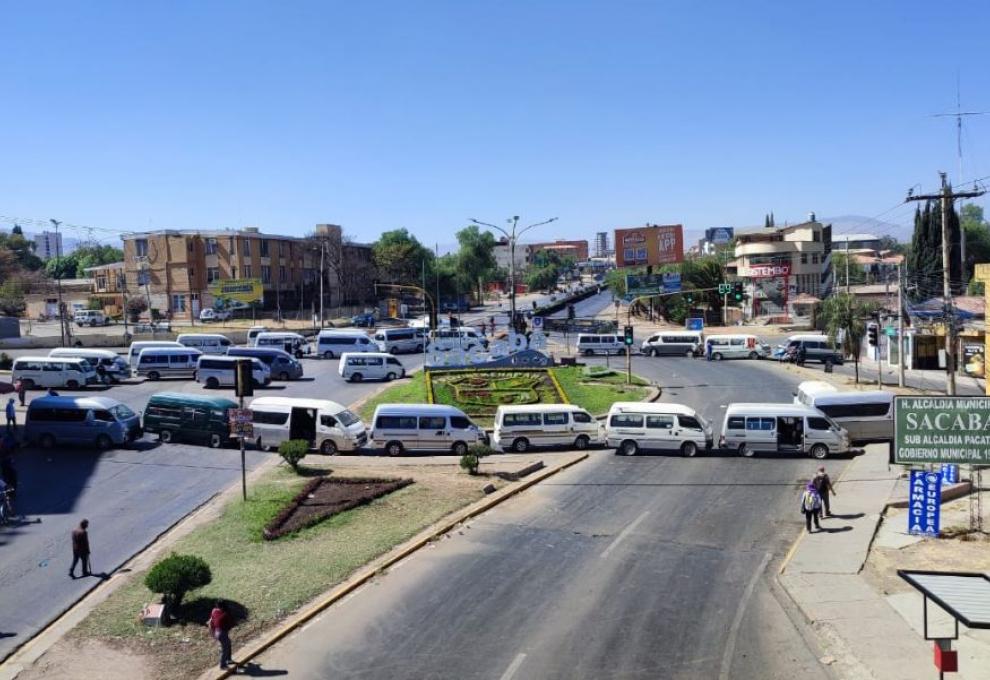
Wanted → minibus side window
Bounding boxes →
[808,417,831,431]
[572,411,592,423]
[93,409,114,422]
[610,414,643,428]
[320,414,338,428]
[678,415,702,430]
[646,415,674,429]
[544,412,568,426]
[450,416,472,429]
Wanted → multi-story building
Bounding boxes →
[34,231,64,260]
[529,239,589,262]
[594,231,609,258]
[494,238,530,274]
[726,215,833,318]
[85,261,127,314]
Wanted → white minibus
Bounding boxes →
[577,333,624,356]
[493,404,603,452]
[338,352,405,382]
[126,341,184,370]
[11,356,98,390]
[253,332,309,358]
[249,396,368,455]
[49,348,130,383]
[316,330,375,359]
[373,327,428,354]
[705,334,770,360]
[370,404,486,456]
[247,326,270,344]
[793,381,894,444]
[195,355,270,389]
[177,333,232,355]
[427,327,487,352]
[719,403,850,459]
[640,331,703,357]
[134,347,202,380]
[606,402,712,456]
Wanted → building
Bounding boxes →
[85,262,127,316]
[833,233,882,252]
[24,278,94,320]
[494,238,530,274]
[726,215,833,319]
[594,231,609,258]
[697,227,735,256]
[34,231,64,260]
[528,239,589,262]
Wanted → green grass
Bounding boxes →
[73,462,489,679]
[358,372,430,422]
[552,366,649,415]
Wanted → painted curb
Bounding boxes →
[204,451,590,680]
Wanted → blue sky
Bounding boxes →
[2,1,989,248]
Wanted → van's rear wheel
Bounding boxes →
[40,433,56,449]
[147,371,160,381]
[451,441,468,456]
[205,377,219,389]
[748,351,759,360]
[583,349,594,356]
[713,353,723,361]
[350,373,363,383]
[323,351,334,360]
[160,430,174,443]
[385,441,404,457]
[574,435,590,450]
[320,439,338,455]
[208,433,223,449]
[511,437,529,453]
[738,443,755,457]
[66,380,79,389]
[681,441,698,457]
[620,440,638,456]
[810,443,829,460]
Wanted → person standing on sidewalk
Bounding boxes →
[14,378,25,407]
[800,482,822,533]
[5,398,15,433]
[813,466,837,517]
[207,600,234,669]
[70,519,91,578]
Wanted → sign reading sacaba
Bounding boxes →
[894,396,990,464]
[208,278,263,306]
[614,225,684,268]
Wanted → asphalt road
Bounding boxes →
[255,357,842,680]
[0,351,424,662]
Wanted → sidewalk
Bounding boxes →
[778,445,990,680]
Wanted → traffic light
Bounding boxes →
[684,292,694,305]
[235,358,254,398]
[867,323,879,347]
[732,281,745,302]
[624,325,634,346]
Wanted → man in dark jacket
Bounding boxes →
[70,519,91,578]
[813,466,837,517]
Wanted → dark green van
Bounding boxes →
[143,392,237,448]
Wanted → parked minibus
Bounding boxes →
[176,333,232,355]
[705,334,771,360]
[49,348,130,383]
[782,334,844,365]
[640,331,703,357]
[577,333,624,356]
[793,381,894,444]
[134,347,202,380]
[25,395,141,450]
[195,356,270,389]
[142,392,237,448]
[370,404,485,456]
[12,356,98,390]
[338,352,405,382]
[126,341,184,370]
[427,327,487,352]
[606,402,712,456]
[246,326,270,344]
[249,396,368,455]
[373,327,428,354]
[253,332,309,358]
[227,347,303,381]
[493,404,602,452]
[719,403,850,459]
[316,330,376,359]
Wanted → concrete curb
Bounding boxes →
[203,451,590,680]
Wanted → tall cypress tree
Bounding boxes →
[907,199,963,301]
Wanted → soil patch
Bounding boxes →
[264,476,413,540]
[16,638,151,680]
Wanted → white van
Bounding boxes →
[253,332,309,358]
[127,341,184,370]
[705,334,770,360]
[606,402,712,456]
[49,348,131,383]
[427,327,487,352]
[793,381,894,444]
[249,396,368,455]
[338,352,405,382]
[577,333,624,356]
[373,327,428,354]
[177,333,232,355]
[316,330,375,359]
[641,331,703,357]
[195,355,270,389]
[73,309,109,327]
[11,356,98,390]
[247,326,270,345]
[493,404,603,453]
[134,347,203,380]
[719,403,850,459]
[371,404,486,456]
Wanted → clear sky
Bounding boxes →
[2,1,989,248]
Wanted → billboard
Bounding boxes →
[208,278,263,309]
[614,225,684,268]
[894,396,990,464]
[705,227,734,245]
[625,272,681,297]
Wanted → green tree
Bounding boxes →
[525,265,558,292]
[372,229,434,286]
[960,203,990,283]
[0,230,42,271]
[829,251,868,286]
[278,439,309,472]
[74,244,124,274]
[908,201,962,300]
[144,553,212,614]
[45,252,80,279]
[820,292,876,383]
[681,255,726,315]
[454,226,497,303]
[0,279,26,316]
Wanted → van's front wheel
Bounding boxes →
[681,441,698,457]
[385,441,404,457]
[350,373,363,383]
[205,377,219,389]
[95,434,113,450]
[451,441,468,456]
[386,372,397,381]
[574,435,590,450]
[147,371,160,381]
[320,439,338,455]
[810,443,829,460]
[748,351,759,360]
[712,353,723,361]
[160,430,174,443]
[322,351,334,360]
[66,380,79,389]
[208,433,223,449]
[512,438,529,453]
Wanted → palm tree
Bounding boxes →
[820,292,876,383]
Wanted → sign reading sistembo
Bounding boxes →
[894,396,990,465]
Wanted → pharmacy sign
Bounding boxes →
[894,396,990,465]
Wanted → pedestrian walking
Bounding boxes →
[797,344,807,366]
[5,398,15,433]
[207,600,234,669]
[14,378,25,407]
[70,519,91,578]
[813,466,837,517]
[800,482,822,533]
[705,340,713,362]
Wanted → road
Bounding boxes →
[254,356,839,680]
[0,351,424,662]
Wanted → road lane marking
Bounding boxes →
[498,653,527,680]
[600,511,650,559]
[719,551,772,680]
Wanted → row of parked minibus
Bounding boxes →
[574,331,773,358]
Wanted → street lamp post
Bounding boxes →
[49,219,66,346]
[469,215,557,328]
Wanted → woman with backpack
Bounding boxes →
[800,481,822,533]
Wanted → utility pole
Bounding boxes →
[845,237,850,293]
[906,173,985,395]
[897,262,905,387]
[49,219,66,346]
[318,238,325,328]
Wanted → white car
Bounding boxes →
[199,308,232,322]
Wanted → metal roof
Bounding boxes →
[899,570,990,629]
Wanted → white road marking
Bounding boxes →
[719,551,772,680]
[600,511,650,559]
[498,653,527,680]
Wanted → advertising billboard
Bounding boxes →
[705,227,734,245]
[894,396,990,465]
[625,272,681,297]
[208,278,263,309]
[614,225,684,268]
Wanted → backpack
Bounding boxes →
[802,489,821,512]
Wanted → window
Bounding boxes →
[746,417,775,431]
[419,416,446,430]
[279,240,286,256]
[260,240,270,257]
[207,267,220,282]
[367,357,383,366]
[610,414,643,428]
[279,265,286,282]
[320,414,338,428]
[813,231,821,242]
[337,410,360,427]
[230,266,237,279]
[243,265,252,278]
[678,415,703,430]
[347,357,365,366]
[171,294,186,312]
[730,338,744,346]
[261,266,271,284]
[800,252,808,264]
[43,361,64,372]
[135,239,148,257]
[811,254,819,264]
[544,412,569,426]
[808,417,832,431]
[377,415,417,429]
[504,412,541,426]
[112,405,136,420]
[137,270,150,286]
[241,239,251,256]
[450,416,472,429]
[646,415,674,429]
[387,357,401,366]
[56,408,87,422]
[819,402,890,418]
[206,238,218,255]
[93,409,115,422]
[572,411,593,423]
[253,410,290,425]
[188,268,195,278]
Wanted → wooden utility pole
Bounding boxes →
[897,263,906,388]
[906,173,985,395]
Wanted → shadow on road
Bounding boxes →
[235,662,288,677]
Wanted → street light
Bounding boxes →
[50,218,65,345]
[469,215,557,326]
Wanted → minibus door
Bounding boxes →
[290,407,317,446]
[776,416,803,452]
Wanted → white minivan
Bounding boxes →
[641,331,703,357]
[793,381,894,445]
[126,341,184,370]
[195,355,270,389]
[49,348,131,383]
[338,352,405,382]
[370,404,486,456]
[705,334,770,360]
[11,356,98,390]
[373,327,428,354]
[719,403,850,459]
[316,330,376,359]
[606,402,713,456]
[493,404,603,452]
[249,396,368,455]
[253,332,309,358]
[134,347,202,380]
[427,327,488,352]
[177,333,232,355]
[577,333,624,356]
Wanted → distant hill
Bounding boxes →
[821,215,912,243]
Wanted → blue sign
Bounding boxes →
[625,272,681,297]
[686,317,704,331]
[908,470,942,536]
[531,316,543,329]
[940,464,959,485]
[705,227,734,245]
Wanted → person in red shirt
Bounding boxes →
[207,600,233,669]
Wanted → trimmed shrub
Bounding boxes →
[278,439,309,472]
[144,553,212,613]
[460,443,494,475]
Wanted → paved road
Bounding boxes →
[255,357,840,680]
[0,351,424,662]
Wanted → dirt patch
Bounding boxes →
[16,638,151,680]
[264,476,413,539]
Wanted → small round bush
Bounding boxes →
[278,439,310,471]
[144,553,212,611]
